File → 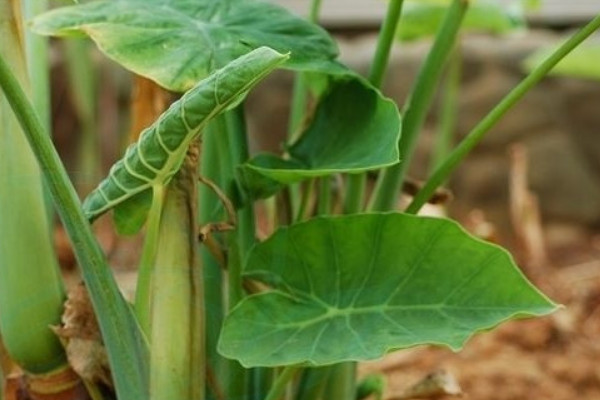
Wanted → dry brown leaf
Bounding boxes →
[509,143,548,270]
[392,369,462,400]
[52,284,112,388]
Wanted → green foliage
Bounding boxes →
[219,213,556,367]
[398,0,526,41]
[4,0,592,398]
[31,0,337,91]
[81,47,288,233]
[239,76,401,199]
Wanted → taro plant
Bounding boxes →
[1,0,600,399]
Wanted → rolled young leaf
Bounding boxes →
[31,0,337,92]
[219,213,557,367]
[82,46,288,232]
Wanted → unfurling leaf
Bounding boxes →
[82,47,288,232]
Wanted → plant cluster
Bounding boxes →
[1,0,598,399]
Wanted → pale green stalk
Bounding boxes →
[0,1,65,374]
[150,147,204,400]
[406,13,600,214]
[135,185,166,336]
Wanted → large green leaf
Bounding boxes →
[82,47,287,231]
[218,213,556,367]
[524,41,600,81]
[31,0,338,91]
[238,76,401,198]
[398,0,527,41]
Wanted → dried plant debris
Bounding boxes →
[52,283,112,388]
[392,369,462,400]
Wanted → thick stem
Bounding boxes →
[150,144,204,400]
[406,13,600,214]
[0,1,65,374]
[369,0,469,212]
[0,37,149,400]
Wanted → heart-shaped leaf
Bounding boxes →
[31,0,338,91]
[82,47,288,232]
[238,75,401,199]
[219,213,557,367]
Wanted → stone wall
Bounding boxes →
[246,30,600,231]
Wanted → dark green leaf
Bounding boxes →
[82,47,288,230]
[31,0,338,91]
[219,213,557,367]
[238,76,401,198]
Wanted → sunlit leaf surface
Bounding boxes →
[31,0,337,91]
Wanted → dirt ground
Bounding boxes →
[360,222,600,400]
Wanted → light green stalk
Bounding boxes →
[406,12,600,214]
[0,0,66,374]
[150,144,204,400]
